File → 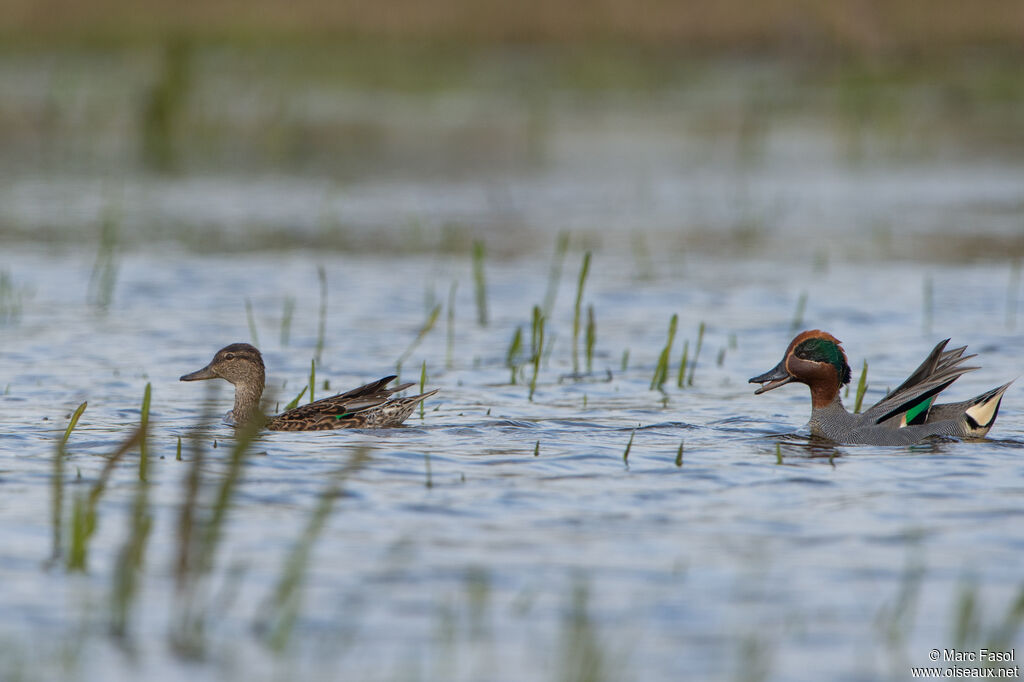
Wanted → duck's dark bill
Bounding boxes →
[180,365,217,381]
[748,361,794,394]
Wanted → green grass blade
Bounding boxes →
[284,385,307,411]
[472,240,488,327]
[309,359,316,404]
[62,401,88,446]
[686,321,705,387]
[245,298,260,347]
[280,296,295,347]
[397,303,442,371]
[542,231,570,317]
[854,359,869,413]
[529,306,545,401]
[257,448,370,652]
[650,314,677,391]
[585,304,596,374]
[622,428,636,464]
[316,265,327,362]
[572,251,592,374]
[446,281,457,369]
[139,383,151,481]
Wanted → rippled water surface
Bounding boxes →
[1,48,1024,682]
[3,247,1023,682]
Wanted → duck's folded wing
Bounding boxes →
[861,342,979,425]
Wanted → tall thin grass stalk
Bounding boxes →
[571,252,592,374]
[542,231,570,317]
[419,361,427,419]
[585,305,596,374]
[110,443,153,640]
[775,443,783,464]
[622,428,636,463]
[51,402,87,565]
[67,428,142,572]
[88,209,119,310]
[397,304,442,374]
[139,383,151,481]
[172,407,263,658]
[245,298,260,347]
[923,275,933,336]
[675,441,684,467]
[472,241,487,327]
[446,281,457,369]
[1008,260,1020,331]
[284,385,307,411]
[650,314,677,391]
[257,448,369,652]
[63,401,88,446]
[176,436,182,461]
[854,360,869,413]
[424,453,433,489]
[790,292,807,332]
[316,265,327,363]
[621,349,629,371]
[676,340,690,389]
[686,322,705,387]
[309,359,316,404]
[506,327,523,384]
[529,306,545,401]
[280,296,295,346]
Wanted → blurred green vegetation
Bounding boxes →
[0,0,1021,55]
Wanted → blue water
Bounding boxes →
[1,48,1023,681]
[1,247,1022,681]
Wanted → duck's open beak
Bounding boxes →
[180,364,217,381]
[749,359,795,394]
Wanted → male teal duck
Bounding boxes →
[180,343,438,430]
[749,330,1011,445]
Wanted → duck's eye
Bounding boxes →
[224,352,235,360]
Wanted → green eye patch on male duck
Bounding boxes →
[749,330,1011,445]
[181,343,438,430]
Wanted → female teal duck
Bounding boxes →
[180,343,438,430]
[749,330,1011,445]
